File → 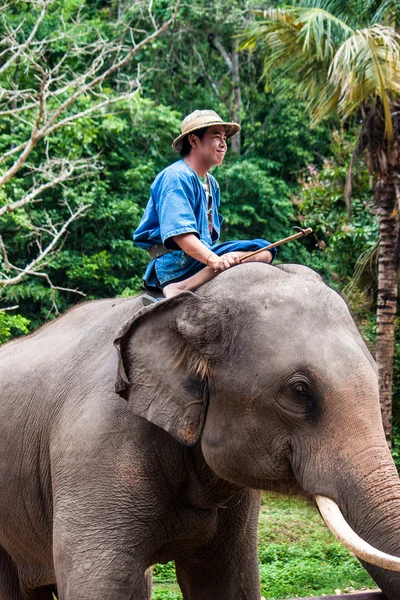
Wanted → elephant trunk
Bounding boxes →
[315,453,400,599]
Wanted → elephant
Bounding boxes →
[1,262,400,600]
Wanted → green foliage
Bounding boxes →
[242,86,332,179]
[0,0,333,337]
[153,562,177,583]
[217,157,310,262]
[0,311,30,344]
[152,562,181,599]
[0,0,183,329]
[296,129,378,287]
[258,543,372,599]
[0,97,180,325]
[143,0,332,176]
[152,591,182,600]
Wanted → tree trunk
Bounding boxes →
[208,35,241,155]
[375,172,399,446]
[230,39,241,156]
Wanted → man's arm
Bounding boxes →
[172,233,240,272]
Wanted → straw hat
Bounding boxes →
[172,109,240,152]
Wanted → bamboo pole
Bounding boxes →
[239,227,313,262]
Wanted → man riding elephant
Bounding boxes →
[133,109,275,299]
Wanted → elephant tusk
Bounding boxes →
[315,495,400,571]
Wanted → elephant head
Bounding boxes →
[115,262,400,596]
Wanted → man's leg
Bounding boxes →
[163,249,272,298]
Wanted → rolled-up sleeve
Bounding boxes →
[158,185,200,250]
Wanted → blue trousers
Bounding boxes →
[144,238,276,291]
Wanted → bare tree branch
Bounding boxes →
[0,3,13,14]
[0,86,141,169]
[191,44,221,98]
[0,0,180,303]
[42,85,142,141]
[0,305,19,312]
[210,34,233,71]
[0,0,54,76]
[0,158,99,217]
[148,0,158,31]
[0,140,32,165]
[0,1,180,179]
[0,203,89,287]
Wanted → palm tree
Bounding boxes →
[241,0,400,443]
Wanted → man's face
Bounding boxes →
[191,125,227,167]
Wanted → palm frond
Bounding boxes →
[329,25,400,138]
[241,5,400,138]
[294,0,399,27]
[246,7,353,50]
[364,0,400,26]
[295,7,353,60]
[241,8,299,53]
[347,241,379,298]
[241,7,353,98]
[287,0,368,28]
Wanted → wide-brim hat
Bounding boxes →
[172,109,240,152]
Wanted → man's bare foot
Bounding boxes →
[163,281,188,299]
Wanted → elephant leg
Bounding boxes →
[53,528,152,600]
[55,567,151,600]
[0,547,56,600]
[54,545,152,600]
[175,545,260,600]
[175,490,262,600]
[0,546,24,599]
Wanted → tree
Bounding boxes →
[0,0,178,316]
[0,0,332,343]
[241,0,400,443]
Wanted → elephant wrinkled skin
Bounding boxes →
[0,263,400,599]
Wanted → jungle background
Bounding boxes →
[0,0,398,597]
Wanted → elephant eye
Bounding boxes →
[293,382,312,398]
[275,375,319,417]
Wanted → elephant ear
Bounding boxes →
[114,292,230,446]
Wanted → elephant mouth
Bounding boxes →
[315,495,400,571]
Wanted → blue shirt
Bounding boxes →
[134,158,222,251]
[134,158,277,289]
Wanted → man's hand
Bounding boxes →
[172,233,241,271]
[171,233,273,272]
[207,252,241,272]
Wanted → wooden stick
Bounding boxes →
[239,227,313,262]
[287,593,384,600]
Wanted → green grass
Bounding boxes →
[152,493,376,599]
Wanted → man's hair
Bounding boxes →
[180,126,209,158]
